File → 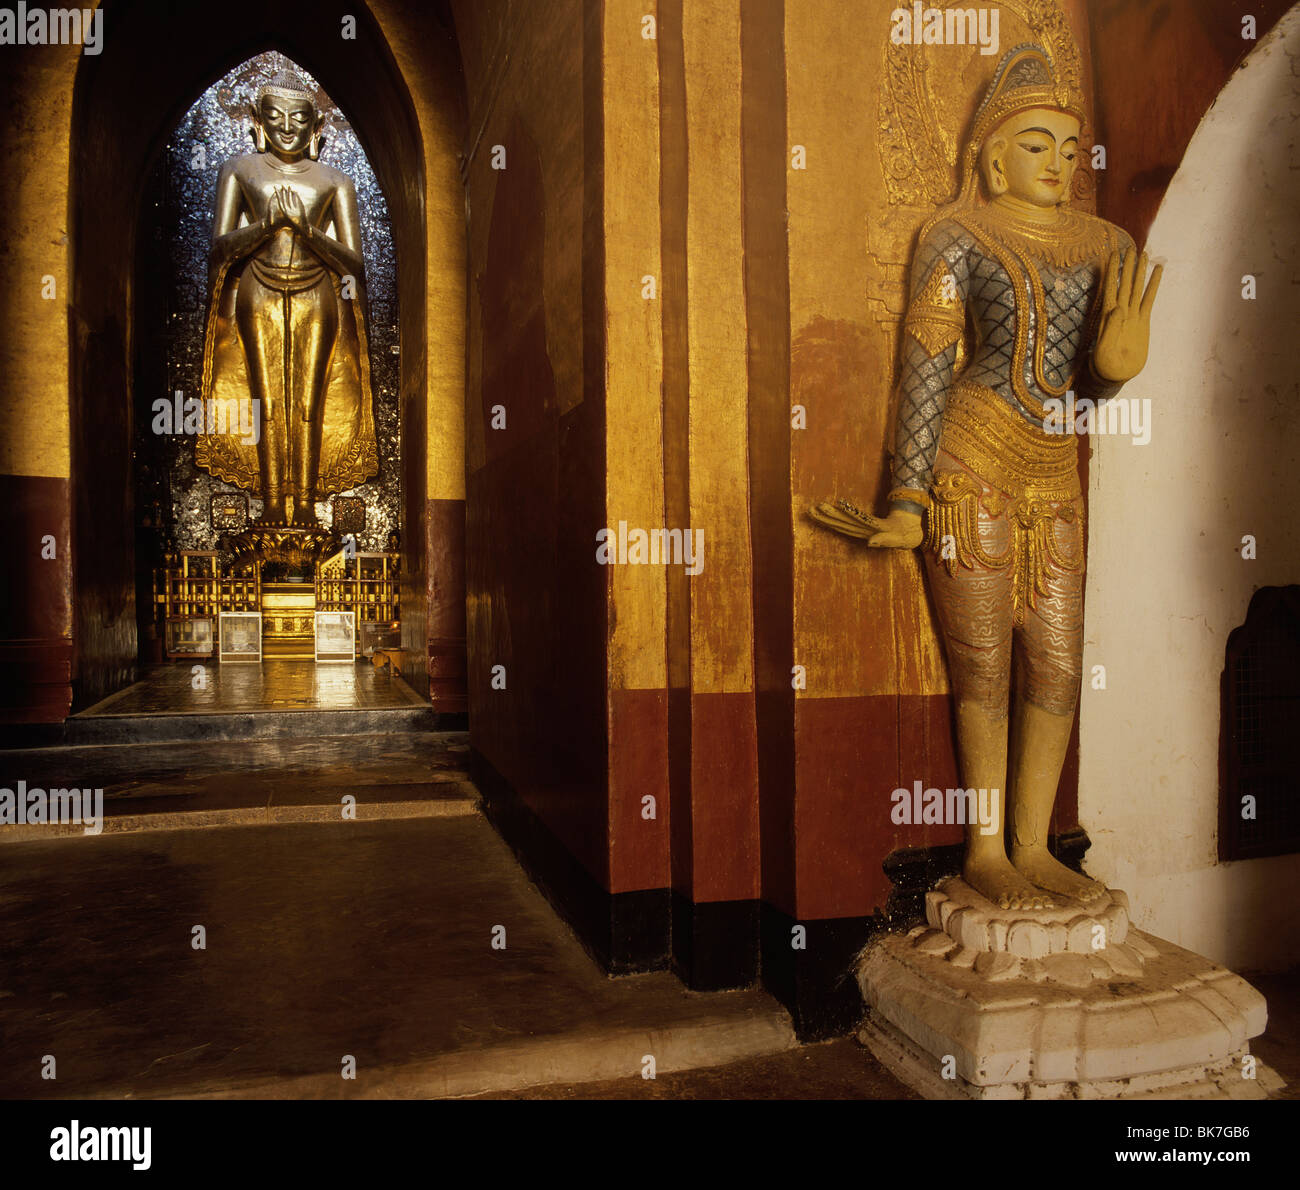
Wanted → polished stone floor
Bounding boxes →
[76,660,425,717]
[0,813,801,1098]
[2,730,1294,1099]
[0,728,806,1098]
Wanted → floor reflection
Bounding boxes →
[77,660,426,716]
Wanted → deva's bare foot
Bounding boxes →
[1012,846,1106,904]
[964,853,1055,910]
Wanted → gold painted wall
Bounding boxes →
[788,0,939,701]
[683,0,754,697]
[460,0,589,488]
[460,0,612,883]
[0,32,83,479]
[372,0,469,504]
[786,0,1091,701]
[604,0,666,694]
[0,8,86,721]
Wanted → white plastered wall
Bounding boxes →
[1079,8,1300,972]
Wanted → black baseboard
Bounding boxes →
[0,723,70,750]
[760,905,881,1041]
[469,748,670,974]
[882,840,965,925]
[466,756,865,1032]
[671,891,759,991]
[471,749,1097,1040]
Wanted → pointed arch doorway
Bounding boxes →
[67,0,467,721]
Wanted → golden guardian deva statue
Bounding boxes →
[813,45,1161,911]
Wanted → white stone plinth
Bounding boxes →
[857,914,1281,1099]
[916,877,1148,987]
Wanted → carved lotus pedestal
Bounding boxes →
[857,877,1282,1100]
[224,524,337,568]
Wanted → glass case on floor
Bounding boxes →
[314,611,356,663]
[219,611,263,663]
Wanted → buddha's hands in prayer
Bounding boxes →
[808,501,923,549]
[267,186,308,233]
[1092,249,1162,384]
[266,188,287,228]
[279,186,308,233]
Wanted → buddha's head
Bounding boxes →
[250,69,325,160]
[981,107,1081,207]
[961,45,1087,208]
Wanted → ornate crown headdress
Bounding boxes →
[952,44,1088,205]
[970,44,1086,148]
[257,68,316,108]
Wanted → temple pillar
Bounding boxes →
[372,0,469,710]
[659,0,763,990]
[0,35,79,724]
[463,0,623,960]
[604,0,671,942]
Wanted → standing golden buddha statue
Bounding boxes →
[813,45,1161,911]
[195,68,378,533]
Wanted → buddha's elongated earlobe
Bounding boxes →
[248,104,267,153]
[308,114,326,160]
[979,135,1009,198]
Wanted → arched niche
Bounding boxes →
[132,53,401,657]
[1078,9,1300,971]
[68,0,458,708]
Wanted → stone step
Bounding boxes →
[62,705,447,745]
[0,777,481,842]
[170,1008,797,1100]
[0,731,476,839]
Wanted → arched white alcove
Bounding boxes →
[1079,8,1300,970]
